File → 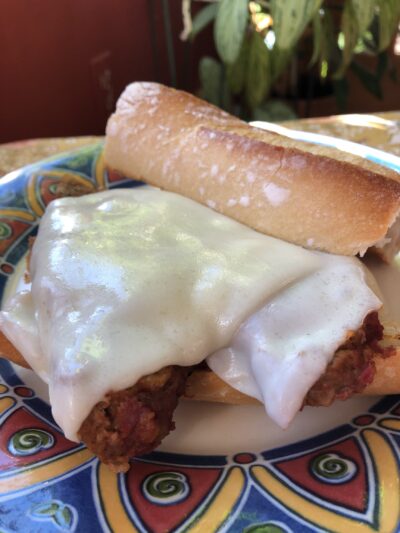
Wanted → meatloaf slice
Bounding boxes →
[78,365,189,472]
[79,313,391,472]
[305,312,393,406]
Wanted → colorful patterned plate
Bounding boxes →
[0,144,400,533]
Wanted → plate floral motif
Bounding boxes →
[0,144,399,533]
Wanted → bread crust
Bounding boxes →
[0,332,30,368]
[104,82,400,257]
[184,352,400,404]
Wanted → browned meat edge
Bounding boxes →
[79,312,391,472]
[78,366,189,472]
[305,312,393,406]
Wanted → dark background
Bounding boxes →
[1,0,399,143]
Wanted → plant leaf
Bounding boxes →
[320,9,337,63]
[334,0,359,79]
[252,100,297,122]
[271,0,322,50]
[378,0,400,52]
[376,51,388,79]
[333,77,349,112]
[310,9,341,78]
[191,2,219,40]
[314,9,339,77]
[310,12,322,66]
[227,38,249,94]
[199,56,222,106]
[214,0,249,64]
[351,0,376,35]
[351,61,382,99]
[245,30,270,109]
[270,45,292,83]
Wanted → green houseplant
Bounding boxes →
[181,0,400,120]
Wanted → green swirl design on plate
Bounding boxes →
[0,222,12,240]
[8,428,54,456]
[29,500,77,531]
[142,471,190,505]
[244,523,288,533]
[311,452,357,484]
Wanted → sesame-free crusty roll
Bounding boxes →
[104,82,400,258]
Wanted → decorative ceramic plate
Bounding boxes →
[1,143,400,533]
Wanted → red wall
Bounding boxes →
[0,0,206,142]
[1,2,398,142]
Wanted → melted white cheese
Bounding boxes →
[0,189,381,440]
[207,253,378,427]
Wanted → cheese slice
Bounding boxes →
[207,252,378,427]
[0,188,380,440]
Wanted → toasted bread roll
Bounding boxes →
[184,348,400,403]
[0,333,29,368]
[104,82,400,258]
